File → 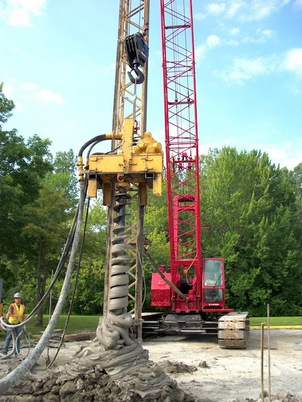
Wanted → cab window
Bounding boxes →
[204,259,222,286]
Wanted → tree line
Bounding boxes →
[1,83,301,323]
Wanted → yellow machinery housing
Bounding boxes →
[78,118,163,206]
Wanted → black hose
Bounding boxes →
[78,134,108,157]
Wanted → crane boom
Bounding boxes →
[161,0,202,312]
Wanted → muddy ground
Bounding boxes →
[0,328,301,401]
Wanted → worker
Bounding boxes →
[205,272,217,286]
[1,292,26,356]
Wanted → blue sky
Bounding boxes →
[1,0,301,170]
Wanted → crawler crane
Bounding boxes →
[146,1,248,348]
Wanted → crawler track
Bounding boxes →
[140,312,249,348]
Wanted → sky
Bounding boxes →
[0,0,302,170]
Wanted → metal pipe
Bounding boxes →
[261,322,264,402]
[267,304,271,401]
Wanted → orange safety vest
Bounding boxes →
[7,303,25,324]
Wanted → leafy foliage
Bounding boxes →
[200,147,302,315]
[0,83,14,124]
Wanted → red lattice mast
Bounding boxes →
[160,0,202,312]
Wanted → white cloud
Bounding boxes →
[207,3,226,15]
[283,48,302,78]
[194,13,206,21]
[225,39,240,46]
[237,58,268,74]
[214,56,274,84]
[230,27,240,36]
[242,28,275,44]
[9,7,31,27]
[22,82,39,91]
[206,35,221,49]
[261,141,302,170]
[2,0,46,27]
[226,1,242,18]
[203,1,297,22]
[195,44,207,61]
[238,0,295,21]
[35,89,64,104]
[195,36,221,63]
[213,49,302,88]
[248,2,277,20]
[258,28,274,39]
[22,82,65,104]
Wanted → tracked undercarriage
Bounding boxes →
[141,312,250,349]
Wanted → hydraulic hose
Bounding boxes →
[0,181,86,394]
[47,196,91,368]
[0,324,25,359]
[78,134,108,157]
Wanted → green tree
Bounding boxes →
[0,85,53,296]
[71,198,108,314]
[50,150,79,209]
[200,147,301,315]
[0,82,14,124]
[20,150,79,325]
[22,186,71,325]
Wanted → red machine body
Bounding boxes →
[150,0,233,318]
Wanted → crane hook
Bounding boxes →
[124,32,148,85]
[128,66,145,84]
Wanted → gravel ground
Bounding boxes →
[0,328,301,401]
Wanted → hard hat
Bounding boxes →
[14,292,22,298]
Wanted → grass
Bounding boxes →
[249,316,302,327]
[28,315,100,335]
[0,315,100,340]
[1,315,301,341]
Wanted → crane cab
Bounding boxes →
[202,258,232,313]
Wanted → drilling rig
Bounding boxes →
[77,0,162,349]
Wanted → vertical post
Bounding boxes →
[260,323,265,402]
[267,304,271,401]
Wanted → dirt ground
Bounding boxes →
[143,329,302,401]
[0,328,302,401]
